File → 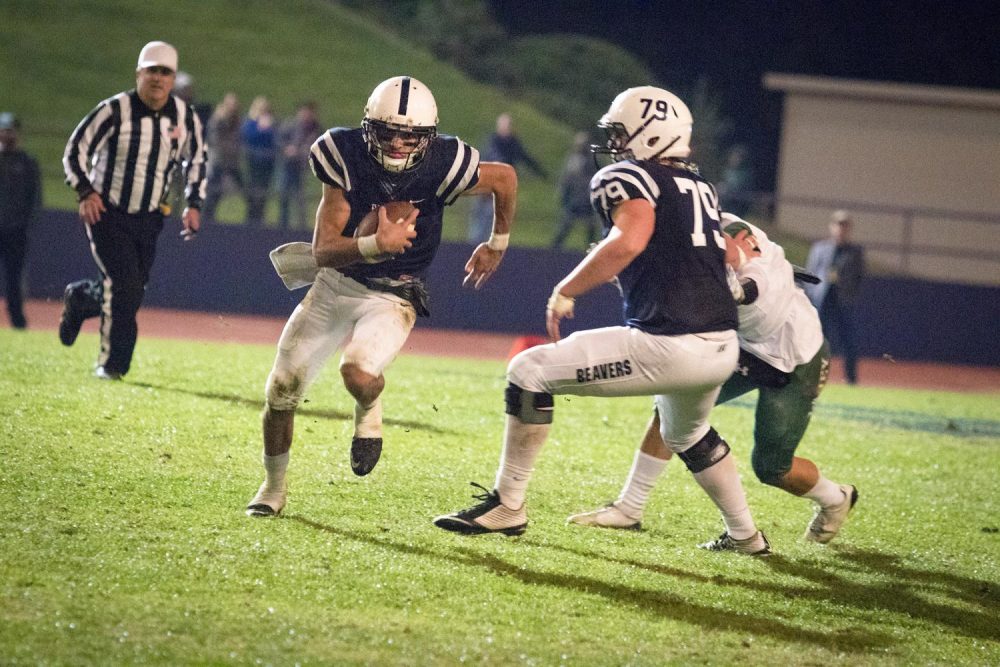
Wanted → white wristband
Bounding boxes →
[357,234,380,260]
[487,232,509,251]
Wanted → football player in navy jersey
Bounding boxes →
[568,215,858,545]
[247,76,517,516]
[434,86,770,555]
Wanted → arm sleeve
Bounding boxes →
[63,100,116,199]
[589,162,659,225]
[436,138,481,205]
[738,260,771,300]
[309,130,351,191]
[182,103,208,207]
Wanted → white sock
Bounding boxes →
[263,451,289,491]
[494,415,549,509]
[354,398,382,438]
[616,451,669,519]
[803,475,847,507]
[691,454,757,540]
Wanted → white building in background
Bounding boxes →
[764,73,1000,286]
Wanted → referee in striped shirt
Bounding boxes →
[60,41,206,380]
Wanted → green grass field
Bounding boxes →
[2,329,998,665]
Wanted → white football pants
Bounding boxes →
[265,268,416,410]
[507,326,738,450]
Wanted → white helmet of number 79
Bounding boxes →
[594,86,693,162]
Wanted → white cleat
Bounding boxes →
[805,484,859,544]
[245,481,287,517]
[567,503,642,530]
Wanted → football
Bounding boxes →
[356,200,417,237]
[354,201,418,263]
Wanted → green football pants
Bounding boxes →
[716,341,831,486]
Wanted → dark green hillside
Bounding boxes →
[1,0,577,245]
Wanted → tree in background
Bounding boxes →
[341,0,733,180]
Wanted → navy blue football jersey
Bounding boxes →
[590,159,737,335]
[309,127,480,281]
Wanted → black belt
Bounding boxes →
[362,276,430,317]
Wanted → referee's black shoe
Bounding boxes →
[58,280,99,346]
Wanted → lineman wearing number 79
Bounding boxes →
[434,86,770,555]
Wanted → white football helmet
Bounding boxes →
[593,86,693,162]
[362,76,439,173]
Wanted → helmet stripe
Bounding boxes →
[398,76,411,115]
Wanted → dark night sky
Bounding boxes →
[490,0,1000,189]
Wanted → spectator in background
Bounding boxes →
[277,101,322,229]
[467,112,547,243]
[241,96,277,227]
[550,131,600,250]
[173,72,212,126]
[716,144,754,218]
[805,210,865,384]
[0,112,42,329]
[167,72,212,218]
[203,93,245,223]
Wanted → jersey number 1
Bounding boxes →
[674,177,726,249]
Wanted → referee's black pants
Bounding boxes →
[85,205,164,376]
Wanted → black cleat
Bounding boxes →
[58,280,101,346]
[433,482,527,536]
[350,436,383,476]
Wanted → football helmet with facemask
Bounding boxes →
[362,76,439,173]
[592,86,693,163]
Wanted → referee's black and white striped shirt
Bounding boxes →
[63,90,206,214]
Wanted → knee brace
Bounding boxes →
[504,383,554,424]
[676,427,731,473]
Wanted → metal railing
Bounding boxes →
[727,192,1000,274]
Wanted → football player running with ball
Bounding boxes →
[567,216,859,544]
[246,76,517,517]
[434,87,770,555]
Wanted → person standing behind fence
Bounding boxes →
[805,210,865,384]
[277,101,322,229]
[241,96,277,227]
[550,131,600,250]
[467,113,546,243]
[0,112,42,329]
[60,41,206,380]
[202,93,245,223]
[202,93,246,222]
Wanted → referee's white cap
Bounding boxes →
[137,41,178,72]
